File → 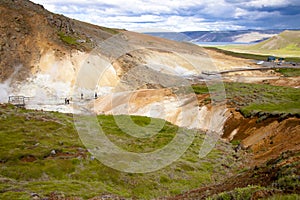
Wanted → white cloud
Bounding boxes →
[30,0,299,31]
[243,0,288,8]
[234,8,248,18]
[33,0,203,14]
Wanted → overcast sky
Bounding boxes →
[30,0,300,32]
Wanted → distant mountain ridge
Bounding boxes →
[145,30,297,44]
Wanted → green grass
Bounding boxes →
[0,191,31,200]
[275,68,300,77]
[207,151,300,200]
[58,31,79,45]
[267,194,300,200]
[192,85,209,94]
[230,140,241,146]
[99,115,178,153]
[225,82,300,117]
[210,185,267,200]
[216,32,300,58]
[192,82,300,117]
[210,186,300,200]
[242,31,300,57]
[0,104,240,199]
[205,47,300,62]
[240,102,300,117]
[99,26,119,35]
[1,80,299,199]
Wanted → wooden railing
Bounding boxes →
[8,96,27,107]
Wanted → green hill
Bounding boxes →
[221,30,300,57]
[250,30,300,52]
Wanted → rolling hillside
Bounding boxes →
[220,30,300,57]
[250,30,300,52]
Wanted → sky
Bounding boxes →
[30,0,300,32]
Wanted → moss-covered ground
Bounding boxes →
[192,82,300,117]
[0,104,241,199]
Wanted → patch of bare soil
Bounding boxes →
[224,74,300,87]
[20,155,37,162]
[45,147,88,160]
[47,193,127,200]
[262,76,300,88]
[223,109,300,166]
[203,48,257,70]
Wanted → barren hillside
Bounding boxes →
[0,0,212,108]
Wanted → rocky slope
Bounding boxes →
[0,0,119,102]
[0,0,220,115]
[0,0,113,81]
[1,0,229,133]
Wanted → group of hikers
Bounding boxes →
[64,92,98,105]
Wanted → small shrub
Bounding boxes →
[58,32,78,45]
[267,194,300,200]
[213,185,265,200]
[231,140,241,146]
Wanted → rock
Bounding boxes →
[47,15,53,20]
[90,155,95,160]
[50,149,56,155]
[251,190,276,199]
[32,196,40,200]
[34,143,40,147]
[48,192,66,200]
[76,39,86,43]
[77,147,84,152]
[31,193,40,200]
[14,16,21,22]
